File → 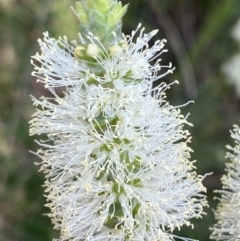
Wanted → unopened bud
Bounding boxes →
[86,44,100,58]
[119,39,129,51]
[107,3,128,26]
[74,46,86,58]
[109,44,122,56]
[74,2,88,26]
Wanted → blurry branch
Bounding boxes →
[191,0,235,66]
[6,1,53,154]
[148,0,198,99]
[16,0,35,16]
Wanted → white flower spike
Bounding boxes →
[30,1,207,240]
[211,124,240,241]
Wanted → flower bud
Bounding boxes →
[74,1,88,26]
[72,0,128,48]
[86,43,100,58]
[95,0,112,14]
[74,46,86,58]
[109,44,122,56]
[107,2,128,26]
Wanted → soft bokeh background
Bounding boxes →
[1,0,240,240]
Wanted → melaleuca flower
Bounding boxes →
[222,18,240,98]
[232,18,240,44]
[211,124,240,241]
[29,1,207,240]
[222,54,240,97]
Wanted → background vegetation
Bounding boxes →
[1,0,240,240]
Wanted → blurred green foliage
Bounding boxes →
[1,0,240,240]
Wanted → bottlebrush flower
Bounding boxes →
[222,18,240,98]
[29,1,207,240]
[222,54,240,97]
[211,124,240,241]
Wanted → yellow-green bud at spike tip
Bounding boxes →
[74,2,88,26]
[107,2,128,26]
[71,0,128,48]
[95,0,112,14]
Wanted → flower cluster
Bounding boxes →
[29,1,207,241]
[211,124,240,241]
[222,18,240,97]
